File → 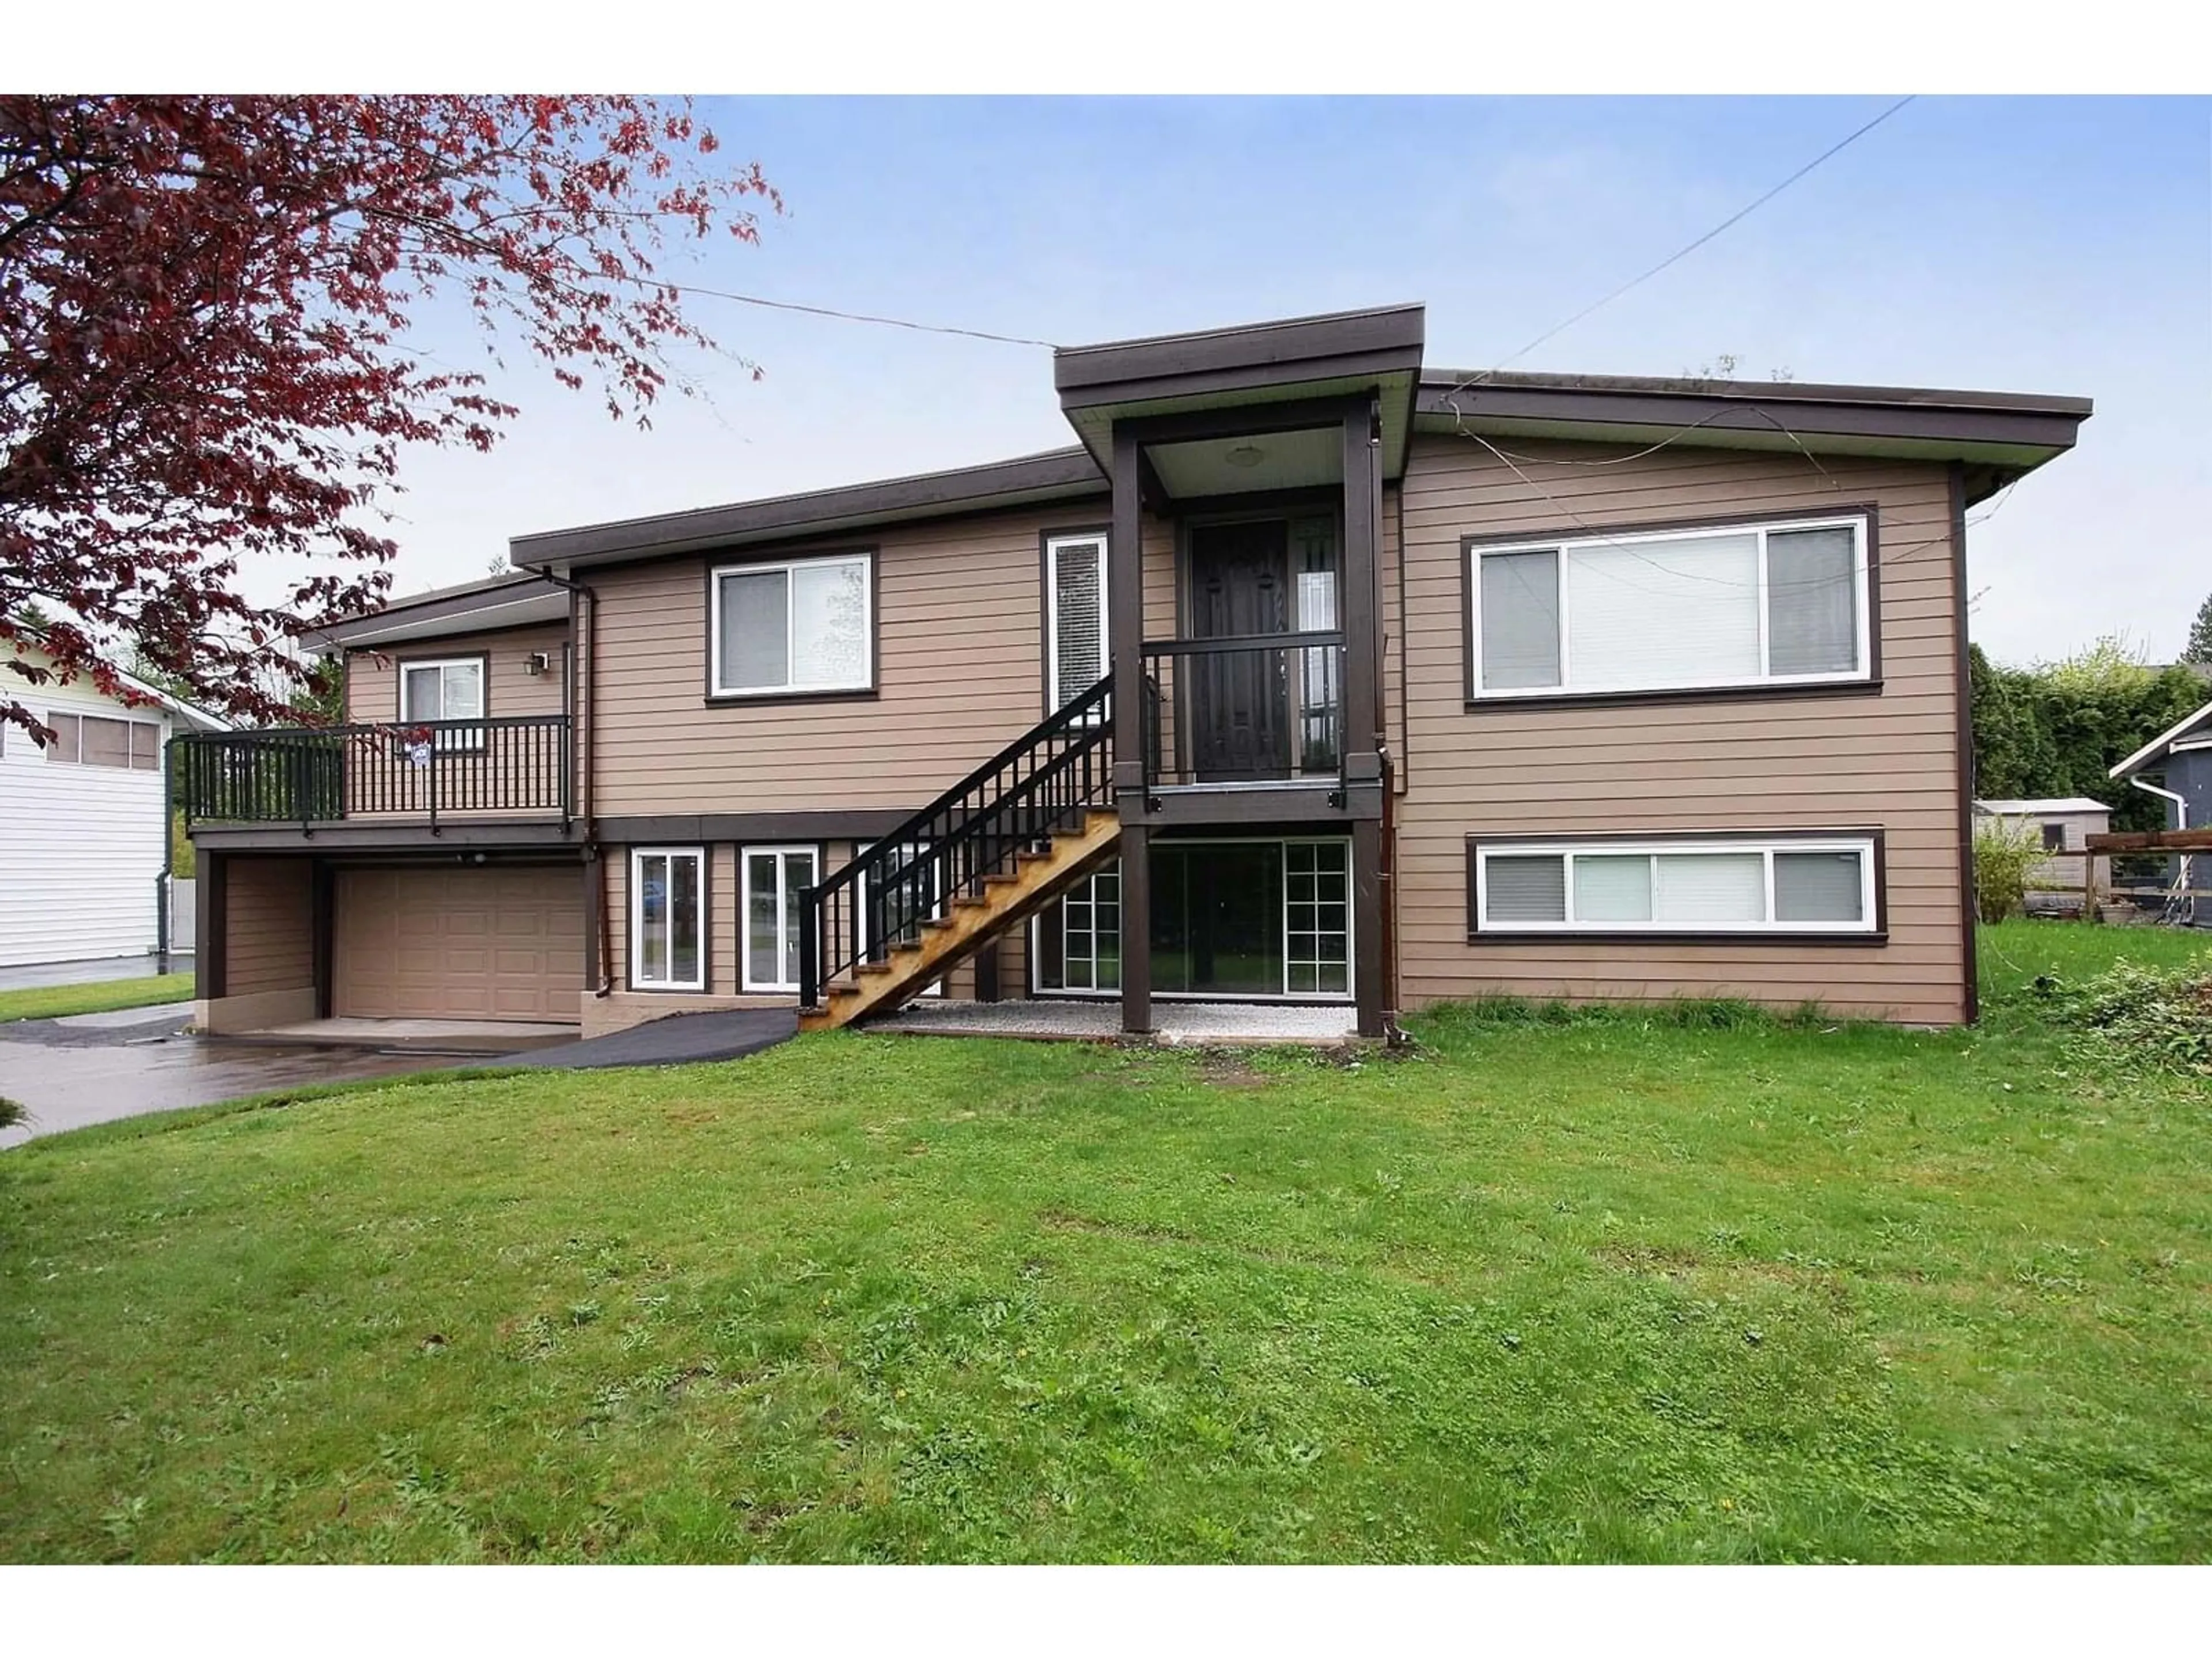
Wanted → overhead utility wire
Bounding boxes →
[653,278,1061,349]
[1437,95,1918,403]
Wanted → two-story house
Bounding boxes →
[179,304,2090,1040]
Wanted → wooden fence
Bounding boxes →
[2067,827,2212,922]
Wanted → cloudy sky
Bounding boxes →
[380,95,2210,667]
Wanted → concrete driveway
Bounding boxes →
[0,1005,463,1150]
[0,1003,801,1149]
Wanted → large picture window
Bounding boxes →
[1045,532,1108,714]
[711,552,873,697]
[1469,835,1878,936]
[743,844,819,993]
[1469,514,1870,699]
[631,847,705,991]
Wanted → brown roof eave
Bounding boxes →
[1418,373,2091,453]
[509,447,1105,571]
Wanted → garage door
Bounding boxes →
[334,865,583,1021]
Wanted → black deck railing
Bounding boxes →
[1138,631,1345,797]
[798,675,1113,1011]
[176,715,572,832]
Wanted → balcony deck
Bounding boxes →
[178,715,573,846]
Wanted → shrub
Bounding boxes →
[2037,957,2212,1077]
[1973,816,2047,923]
[0,1096,22,1130]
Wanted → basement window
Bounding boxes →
[1469,835,1878,935]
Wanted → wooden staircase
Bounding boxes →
[800,808,1118,1031]
[798,675,1118,1033]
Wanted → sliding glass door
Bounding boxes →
[1035,838,1350,999]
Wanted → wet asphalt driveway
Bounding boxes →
[0,1005,461,1150]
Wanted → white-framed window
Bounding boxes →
[1471,835,1878,935]
[1046,532,1109,715]
[743,844,819,993]
[1469,514,1871,699]
[42,712,162,770]
[399,657,486,751]
[711,552,873,698]
[630,846,706,991]
[399,657,485,722]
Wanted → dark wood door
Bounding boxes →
[1187,519,1291,782]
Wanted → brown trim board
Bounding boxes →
[1949,461,1979,1024]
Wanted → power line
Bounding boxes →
[1438,96,1918,402]
[653,278,1060,350]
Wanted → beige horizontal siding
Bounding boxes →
[225,856,312,995]
[1393,433,1968,1025]
[599,838,993,1007]
[346,622,570,724]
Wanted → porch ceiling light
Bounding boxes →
[1225,444,1266,468]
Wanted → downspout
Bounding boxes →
[2128,776,2191,920]
[517,559,609,997]
[156,723,174,971]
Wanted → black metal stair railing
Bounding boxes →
[175,715,571,832]
[799,675,1113,1011]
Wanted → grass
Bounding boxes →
[0,972,195,1024]
[1,925,2207,1562]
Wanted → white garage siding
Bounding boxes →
[0,680,174,969]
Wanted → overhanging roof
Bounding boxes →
[510,447,1105,573]
[1055,304,1426,483]
[314,571,570,649]
[1418,369,2091,500]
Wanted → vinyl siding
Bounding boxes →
[0,662,174,967]
[1393,434,1969,1025]
[224,857,313,995]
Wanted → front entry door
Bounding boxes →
[1187,519,1291,782]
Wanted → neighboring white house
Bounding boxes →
[1973,797,2113,913]
[1,645,230,969]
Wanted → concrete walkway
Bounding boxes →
[0,954,191,992]
[868,1000,1361,1045]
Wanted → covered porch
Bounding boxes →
[1052,303,1425,1040]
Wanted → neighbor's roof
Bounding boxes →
[313,570,570,649]
[1974,798,2112,817]
[6,638,233,732]
[2110,697,2212,781]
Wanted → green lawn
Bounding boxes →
[2,923,2207,1562]
[0,971,195,1024]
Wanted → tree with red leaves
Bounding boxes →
[0,96,777,739]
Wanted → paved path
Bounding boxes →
[0,954,191,992]
[509,1008,798,1070]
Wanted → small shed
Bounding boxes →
[1973,797,2112,914]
